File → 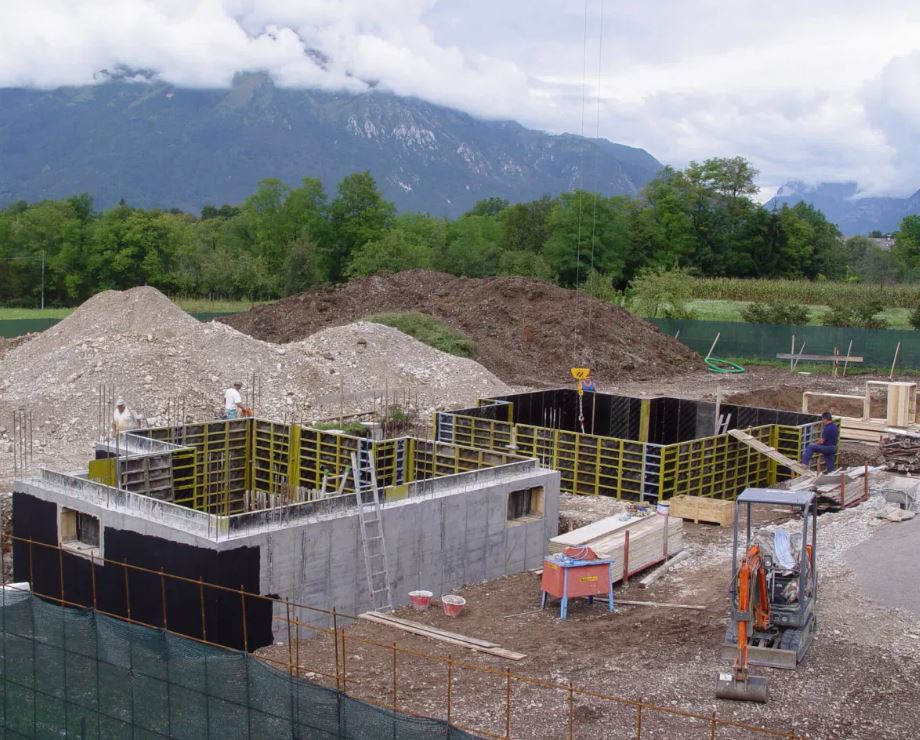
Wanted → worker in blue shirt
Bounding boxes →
[801,411,838,471]
[579,373,596,393]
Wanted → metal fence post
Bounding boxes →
[504,668,512,739]
[446,655,453,724]
[568,682,574,740]
[636,699,643,739]
[391,642,398,710]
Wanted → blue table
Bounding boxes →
[540,555,615,619]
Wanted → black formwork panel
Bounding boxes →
[490,390,643,440]
[720,405,820,430]
[646,398,700,445]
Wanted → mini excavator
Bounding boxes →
[716,488,818,703]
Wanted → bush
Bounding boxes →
[312,421,370,437]
[364,311,476,357]
[740,301,809,325]
[629,267,697,319]
[910,305,920,331]
[822,298,889,329]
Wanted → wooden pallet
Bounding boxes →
[727,429,813,477]
[667,495,733,526]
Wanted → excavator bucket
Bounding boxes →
[715,672,769,703]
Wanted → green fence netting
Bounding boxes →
[651,318,920,370]
[0,590,476,739]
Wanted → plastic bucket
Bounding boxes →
[657,502,670,516]
[441,595,466,617]
[408,590,433,610]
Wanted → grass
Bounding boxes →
[687,276,920,309]
[724,357,920,377]
[637,299,915,329]
[364,311,476,358]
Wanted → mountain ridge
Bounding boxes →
[0,74,662,217]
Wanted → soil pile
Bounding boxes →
[221,271,701,386]
[0,287,508,486]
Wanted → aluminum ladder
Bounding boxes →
[351,448,393,612]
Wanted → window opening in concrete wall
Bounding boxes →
[60,507,101,555]
[507,487,544,521]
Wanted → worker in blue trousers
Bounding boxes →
[801,411,838,471]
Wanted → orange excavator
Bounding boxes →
[716,488,818,703]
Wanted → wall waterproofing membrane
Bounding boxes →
[436,389,824,501]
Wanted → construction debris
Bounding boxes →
[881,433,920,473]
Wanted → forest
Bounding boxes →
[1,156,918,306]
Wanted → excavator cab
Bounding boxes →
[716,488,818,703]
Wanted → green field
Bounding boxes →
[662,299,915,329]
[687,277,920,308]
[0,298,256,320]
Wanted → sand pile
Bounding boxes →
[222,271,702,386]
[0,287,509,486]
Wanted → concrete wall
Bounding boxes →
[259,468,559,626]
[15,465,560,641]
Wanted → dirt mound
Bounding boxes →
[222,271,701,385]
[0,287,508,488]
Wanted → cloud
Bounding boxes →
[0,1,918,194]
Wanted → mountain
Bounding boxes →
[766,181,920,236]
[0,74,662,217]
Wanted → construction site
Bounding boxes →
[2,275,920,739]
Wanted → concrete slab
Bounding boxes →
[845,518,920,615]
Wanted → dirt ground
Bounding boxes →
[220,271,701,386]
[262,496,920,740]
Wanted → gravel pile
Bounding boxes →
[0,287,509,487]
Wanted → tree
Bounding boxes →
[893,214,920,277]
[496,250,553,280]
[628,266,696,319]
[437,215,503,277]
[327,171,396,282]
[466,197,509,217]
[500,195,553,254]
[346,229,433,277]
[283,238,321,295]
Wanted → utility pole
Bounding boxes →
[41,250,45,310]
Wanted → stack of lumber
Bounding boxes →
[810,467,876,509]
[548,513,682,583]
[881,433,920,473]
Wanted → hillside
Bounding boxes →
[0,74,662,217]
[220,271,701,386]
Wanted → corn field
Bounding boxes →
[688,278,920,308]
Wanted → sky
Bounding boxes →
[1,0,918,199]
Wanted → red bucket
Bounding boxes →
[408,590,433,610]
[441,595,466,617]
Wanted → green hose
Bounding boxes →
[705,357,745,374]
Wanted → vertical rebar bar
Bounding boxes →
[90,553,97,609]
[285,599,294,676]
[160,567,168,628]
[568,682,574,740]
[58,546,65,602]
[709,711,717,739]
[446,655,453,724]
[295,616,301,680]
[504,668,511,739]
[332,608,341,690]
[240,585,249,652]
[199,577,207,640]
[635,699,643,739]
[391,641,398,710]
[341,629,347,694]
[123,558,131,619]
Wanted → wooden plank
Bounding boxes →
[616,599,706,611]
[638,550,691,588]
[362,612,498,648]
[727,429,812,476]
[776,353,864,362]
[358,613,527,661]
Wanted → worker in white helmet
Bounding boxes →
[111,399,137,437]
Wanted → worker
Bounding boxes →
[224,381,245,419]
[111,399,136,437]
[579,373,596,393]
[801,411,838,471]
